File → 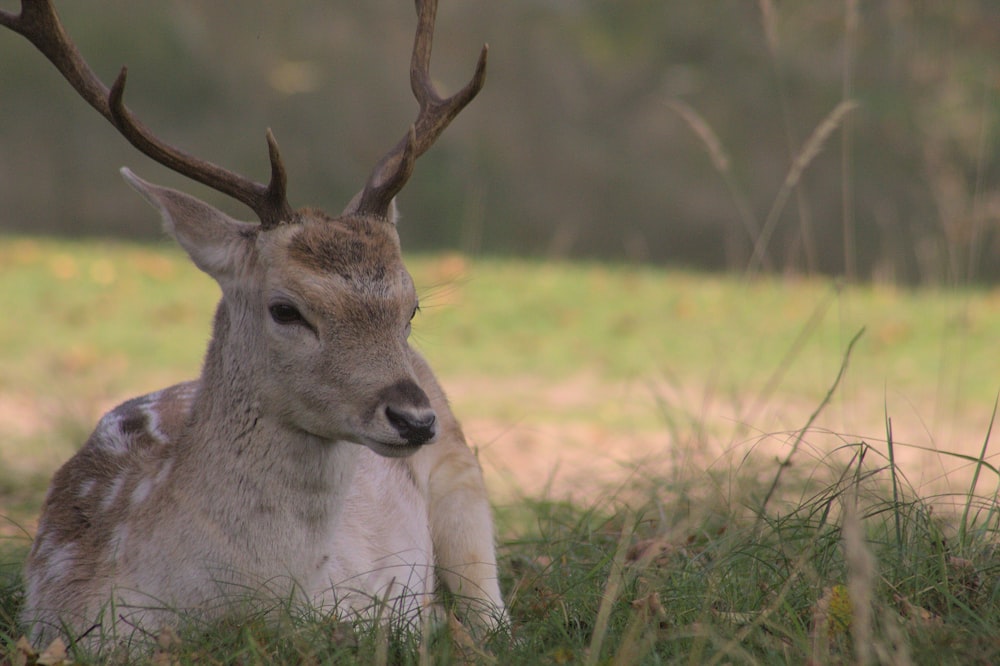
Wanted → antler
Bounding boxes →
[352,0,488,219]
[0,0,295,228]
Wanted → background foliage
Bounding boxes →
[1,1,999,284]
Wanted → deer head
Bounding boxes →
[1,0,486,456]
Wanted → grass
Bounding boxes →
[1,236,1000,663]
[6,439,999,663]
[5,235,1000,394]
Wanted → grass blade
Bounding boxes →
[885,413,903,558]
[959,391,999,547]
[757,327,866,519]
[584,512,636,666]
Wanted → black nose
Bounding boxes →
[385,405,437,446]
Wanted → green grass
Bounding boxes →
[2,236,1000,663]
[4,439,999,664]
[4,236,1000,397]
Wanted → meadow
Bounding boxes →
[1,236,1000,663]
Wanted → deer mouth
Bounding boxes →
[361,436,434,459]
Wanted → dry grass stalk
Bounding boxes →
[748,100,859,276]
[757,0,779,55]
[664,99,765,258]
[664,99,730,173]
[842,491,875,666]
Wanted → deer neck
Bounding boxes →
[178,300,362,529]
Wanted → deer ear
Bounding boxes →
[121,168,257,282]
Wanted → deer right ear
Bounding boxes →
[121,168,257,282]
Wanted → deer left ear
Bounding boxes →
[121,168,258,283]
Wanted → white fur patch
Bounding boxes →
[131,477,153,506]
[45,542,77,584]
[153,459,173,486]
[101,476,125,511]
[78,478,96,498]
[109,523,129,560]
[142,393,168,444]
[95,412,130,456]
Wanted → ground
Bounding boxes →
[3,370,994,543]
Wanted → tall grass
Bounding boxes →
[2,338,999,663]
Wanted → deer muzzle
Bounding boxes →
[378,379,437,448]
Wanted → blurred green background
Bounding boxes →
[1,1,998,284]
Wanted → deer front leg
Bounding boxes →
[408,356,507,631]
[425,432,507,631]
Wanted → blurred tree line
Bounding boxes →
[1,0,998,284]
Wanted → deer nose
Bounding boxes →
[385,405,437,446]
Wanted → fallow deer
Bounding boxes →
[1,0,506,650]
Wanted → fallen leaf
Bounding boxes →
[626,537,678,567]
[948,556,974,569]
[894,594,943,627]
[156,626,181,652]
[10,635,36,666]
[150,652,178,666]
[35,637,67,666]
[630,591,665,617]
[327,619,357,648]
[447,612,496,665]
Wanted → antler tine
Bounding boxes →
[1,0,294,229]
[354,0,488,219]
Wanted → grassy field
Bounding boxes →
[1,236,999,663]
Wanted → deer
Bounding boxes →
[1,0,507,651]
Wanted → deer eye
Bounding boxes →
[404,303,420,338]
[269,302,305,326]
